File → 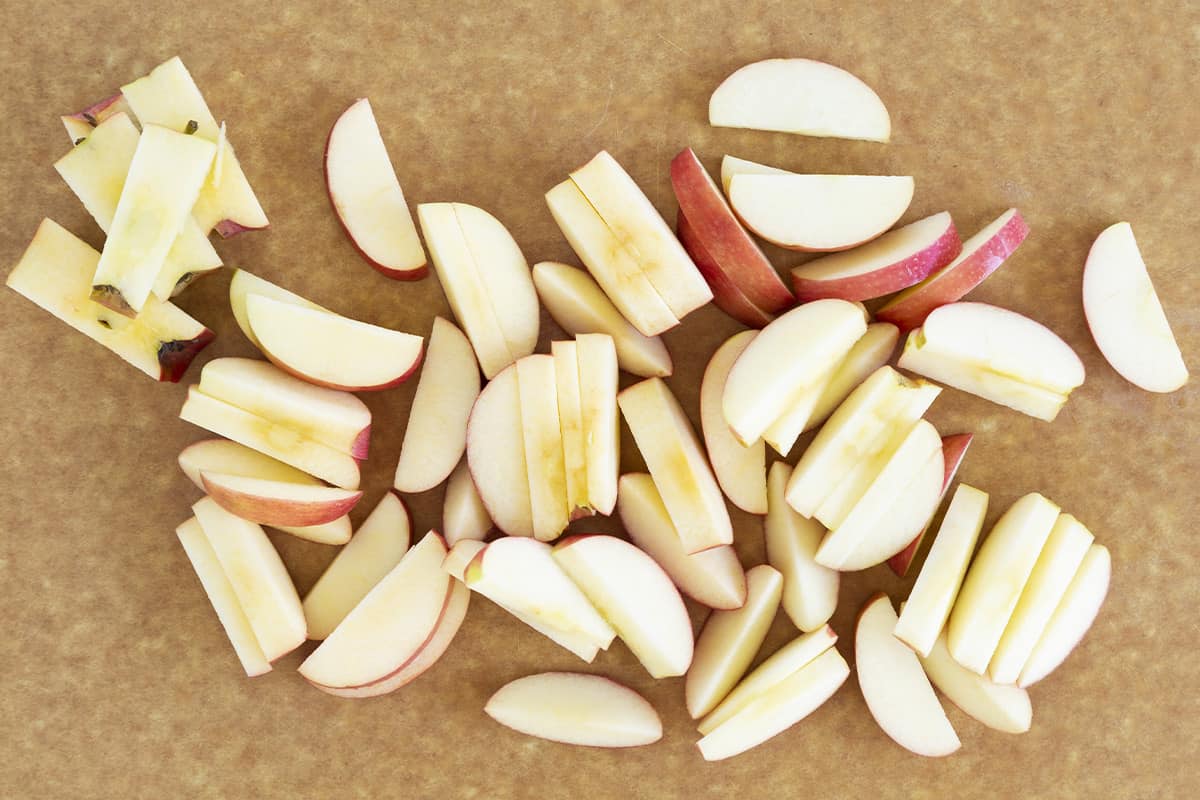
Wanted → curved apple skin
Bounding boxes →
[677,210,774,327]
[200,471,363,527]
[700,331,767,514]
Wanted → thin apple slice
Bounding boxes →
[920,630,1031,734]
[1018,544,1111,688]
[485,673,662,748]
[791,212,962,302]
[228,269,328,350]
[442,460,492,545]
[325,98,425,278]
[948,493,1060,673]
[805,323,899,433]
[442,539,487,582]
[394,317,480,493]
[514,355,570,541]
[877,209,1029,331]
[765,463,838,632]
[686,566,783,718]
[720,155,790,196]
[552,340,589,517]
[302,492,411,640]
[1083,222,1188,392]
[700,331,767,514]
[176,517,271,677]
[577,333,620,515]
[465,363,533,538]
[532,261,673,377]
[856,593,960,757]
[677,211,775,327]
[200,471,361,527]
[887,432,974,577]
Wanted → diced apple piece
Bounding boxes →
[921,631,1031,734]
[485,673,662,748]
[228,269,328,350]
[765,463,838,632]
[577,333,621,515]
[887,432,974,577]
[720,155,791,196]
[200,471,361,527]
[677,211,775,328]
[442,460,492,545]
[700,331,766,513]
[465,364,533,538]
[515,355,571,541]
[805,323,899,433]
[442,539,487,582]
[552,340,589,517]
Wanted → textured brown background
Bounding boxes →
[2,1,1197,797]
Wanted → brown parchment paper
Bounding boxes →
[1,1,1197,797]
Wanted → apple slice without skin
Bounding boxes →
[465,363,533,538]
[700,331,767,514]
[552,341,589,517]
[515,355,571,541]
[619,378,733,554]
[947,493,1060,674]
[887,432,974,577]
[200,471,362,528]
[765,463,838,632]
[192,498,306,662]
[877,209,1029,331]
[900,302,1086,422]
[921,630,1031,734]
[228,269,328,351]
[791,212,962,302]
[686,566,783,718]
[677,211,775,328]
[442,460,493,545]
[325,98,426,279]
[6,219,213,382]
[1018,544,1111,688]
[394,317,481,493]
[485,673,662,748]
[577,334,621,516]
[302,492,411,640]
[531,261,673,377]
[176,517,271,677]
[1083,222,1189,393]
[856,594,960,757]
[804,323,899,434]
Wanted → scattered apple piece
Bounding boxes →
[200,471,361,527]
[442,539,487,582]
[576,333,621,516]
[719,155,791,196]
[63,93,135,140]
[700,331,767,514]
[920,630,1031,734]
[677,210,775,327]
[442,460,492,545]
[887,432,974,577]
[515,355,571,540]
[804,323,899,433]
[765,463,838,632]
[552,340,589,517]
[466,363,533,538]
[228,269,328,350]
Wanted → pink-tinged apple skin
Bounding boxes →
[68,93,128,126]
[260,340,423,393]
[158,327,216,382]
[213,219,268,239]
[670,148,793,314]
[199,472,363,527]
[876,209,1029,331]
[886,433,974,577]
[677,211,774,328]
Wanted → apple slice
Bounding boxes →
[192,498,306,661]
[877,209,1029,330]
[759,358,835,457]
[729,173,914,252]
[791,212,962,302]
[948,492,1061,673]
[720,155,790,196]
[6,219,213,382]
[63,114,96,143]
[765,463,838,632]
[552,340,589,517]
[677,211,775,328]
[887,432,974,577]
[577,333,621,516]
[709,58,890,142]
[920,630,1031,734]
[228,269,328,350]
[553,534,694,678]
[1083,222,1189,392]
[856,594,959,757]
[1018,544,1111,688]
[442,539,487,582]
[686,565,783,718]
[442,460,492,545]
[302,492,411,640]
[394,317,480,493]
[176,517,271,677]
[465,363,533,538]
[325,98,425,279]
[899,302,1086,421]
[619,378,733,554]
[485,673,662,748]
[515,355,571,541]
[805,323,899,433]
[700,331,766,513]
[200,471,361,528]
[531,261,673,377]
[63,93,135,140]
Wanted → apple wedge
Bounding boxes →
[228,269,328,351]
[899,302,1086,422]
[577,333,621,516]
[686,566,783,718]
[791,212,962,302]
[552,340,589,518]
[515,355,571,541]
[677,211,775,328]
[531,261,673,377]
[920,630,1031,734]
[442,539,487,582]
[700,331,767,514]
[619,378,733,554]
[466,363,533,538]
[485,673,662,748]
[804,322,899,433]
[394,317,480,493]
[765,463,838,632]
[720,155,790,196]
[553,535,694,678]
[442,460,492,545]
[856,594,960,757]
[6,219,213,382]
[325,98,426,279]
[877,209,1029,330]
[200,471,361,527]
[302,492,411,640]
[887,432,974,577]
[709,58,890,142]
[1083,222,1188,392]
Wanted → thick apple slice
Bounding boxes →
[947,493,1060,673]
[677,211,775,327]
[805,323,899,433]
[531,261,673,377]
[765,463,838,632]
[228,269,328,350]
[485,673,662,748]
[900,302,1086,421]
[176,517,271,677]
[700,331,767,514]
[516,355,571,541]
[887,432,974,577]
[856,594,959,757]
[1018,544,1111,688]
[6,219,213,382]
[720,155,790,196]
[920,630,1031,734]
[442,460,492,545]
[200,471,361,527]
[577,333,621,515]
[877,209,1029,330]
[394,317,480,493]
[325,98,425,279]
[617,474,746,610]
[465,363,533,538]
[709,58,890,142]
[552,341,589,517]
[619,378,733,554]
[686,566,783,718]
[729,173,913,252]
[192,498,306,661]
[1083,222,1188,392]
[302,492,411,640]
[791,212,962,302]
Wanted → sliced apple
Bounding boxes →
[677,211,775,327]
[765,463,838,632]
[63,92,135,140]
[887,432,974,577]
[228,269,328,350]
[759,360,835,457]
[514,355,570,541]
[200,471,361,528]
[805,323,899,433]
[1083,222,1188,392]
[442,539,487,582]
[485,673,662,748]
[577,333,621,516]
[720,155,791,196]
[552,340,589,517]
[394,317,480,493]
[465,363,533,538]
[699,332,766,513]
[442,460,493,545]
[921,630,1031,734]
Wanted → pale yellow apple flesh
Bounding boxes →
[760,359,834,457]
[515,355,571,541]
[804,323,899,432]
[720,155,791,196]
[228,269,328,350]
[552,340,589,517]
[920,630,1031,734]
[441,539,487,582]
[700,331,767,514]
[577,333,621,516]
[465,363,533,538]
[442,460,492,545]
[765,463,838,632]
